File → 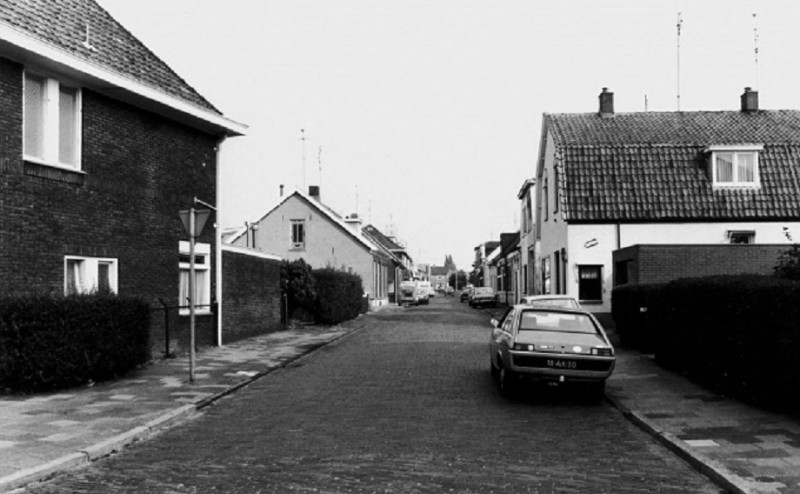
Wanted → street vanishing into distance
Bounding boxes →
[24,297,722,493]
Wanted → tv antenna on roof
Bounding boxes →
[753,13,760,89]
[676,12,683,111]
[300,129,307,188]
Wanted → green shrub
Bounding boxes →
[0,294,150,393]
[774,244,800,280]
[280,259,317,321]
[312,268,364,325]
[611,283,664,352]
[651,275,800,411]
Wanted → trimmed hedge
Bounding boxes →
[280,259,317,321]
[0,294,150,393]
[616,275,800,412]
[611,283,664,353]
[312,268,364,325]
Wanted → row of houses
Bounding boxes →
[0,0,431,357]
[476,87,800,318]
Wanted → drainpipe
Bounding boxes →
[215,136,226,347]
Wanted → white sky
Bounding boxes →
[97,0,800,270]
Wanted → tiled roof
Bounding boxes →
[0,0,219,113]
[362,225,404,252]
[545,111,800,222]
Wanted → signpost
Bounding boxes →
[179,206,211,383]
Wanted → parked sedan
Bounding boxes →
[469,287,498,308]
[489,305,615,399]
[459,287,474,302]
[519,294,581,310]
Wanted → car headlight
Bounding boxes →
[513,343,535,351]
[591,347,614,356]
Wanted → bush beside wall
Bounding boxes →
[616,275,800,412]
[313,268,364,325]
[0,295,150,393]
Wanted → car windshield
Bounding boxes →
[518,310,597,334]
[474,288,493,295]
[525,298,580,309]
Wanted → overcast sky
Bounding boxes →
[97,0,800,270]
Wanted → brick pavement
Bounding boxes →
[1,301,800,493]
[0,320,362,492]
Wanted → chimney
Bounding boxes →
[279,184,284,197]
[599,87,614,117]
[308,185,320,201]
[741,87,759,112]
[344,213,362,233]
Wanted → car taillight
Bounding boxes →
[591,347,614,356]
[513,343,535,351]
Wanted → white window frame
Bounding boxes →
[706,145,762,189]
[23,70,83,170]
[64,256,118,295]
[291,220,305,250]
[179,241,212,315]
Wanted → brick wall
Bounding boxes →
[613,244,788,286]
[222,247,283,343]
[0,58,220,357]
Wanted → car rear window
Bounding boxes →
[518,311,597,334]
[525,298,579,309]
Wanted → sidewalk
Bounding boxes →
[607,351,800,494]
[2,313,800,494]
[0,319,365,493]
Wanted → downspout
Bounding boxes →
[215,136,226,347]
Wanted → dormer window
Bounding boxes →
[706,145,762,188]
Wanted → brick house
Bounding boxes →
[227,186,394,308]
[0,1,245,352]
[535,87,800,315]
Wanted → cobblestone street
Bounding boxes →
[23,297,722,493]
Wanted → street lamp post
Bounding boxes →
[179,203,212,383]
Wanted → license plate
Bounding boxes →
[546,359,578,369]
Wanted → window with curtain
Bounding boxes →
[64,257,117,295]
[24,71,82,169]
[710,148,760,187]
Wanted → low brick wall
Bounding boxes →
[613,244,788,286]
[222,246,283,344]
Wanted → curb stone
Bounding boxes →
[605,393,757,494]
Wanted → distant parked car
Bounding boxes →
[445,286,455,296]
[469,287,498,308]
[519,294,581,310]
[460,287,474,302]
[399,281,423,306]
[489,305,615,399]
